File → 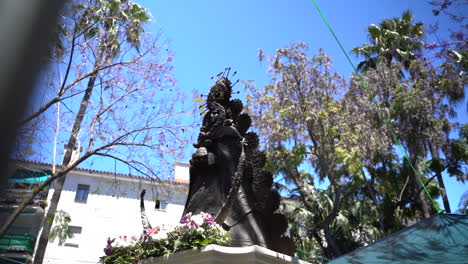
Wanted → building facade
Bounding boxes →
[1,161,189,264]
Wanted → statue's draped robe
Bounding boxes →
[183,126,241,217]
[182,125,269,247]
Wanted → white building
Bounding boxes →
[5,160,189,264]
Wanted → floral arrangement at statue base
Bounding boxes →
[100,212,231,264]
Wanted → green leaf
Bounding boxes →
[49,210,74,246]
[429,158,445,173]
[368,24,381,40]
[84,27,99,39]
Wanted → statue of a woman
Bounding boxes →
[182,75,293,255]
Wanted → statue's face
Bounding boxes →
[210,110,220,123]
[214,90,223,100]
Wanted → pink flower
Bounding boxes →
[180,212,192,224]
[201,212,215,226]
[165,74,173,83]
[146,227,159,235]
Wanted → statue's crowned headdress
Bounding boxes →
[206,77,232,110]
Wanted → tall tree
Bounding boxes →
[247,43,384,258]
[424,0,467,212]
[348,60,444,219]
[353,9,465,216]
[1,1,191,263]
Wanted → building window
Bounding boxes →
[64,226,82,248]
[70,226,82,234]
[155,199,167,210]
[75,184,89,203]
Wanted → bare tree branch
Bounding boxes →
[19,51,150,126]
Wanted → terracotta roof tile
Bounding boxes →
[12,159,189,185]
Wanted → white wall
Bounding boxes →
[174,162,189,183]
[42,171,188,264]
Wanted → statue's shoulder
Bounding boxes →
[212,125,241,140]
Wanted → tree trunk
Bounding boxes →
[33,175,66,264]
[429,144,451,213]
[363,167,385,232]
[408,143,431,219]
[417,189,431,218]
[411,163,431,218]
[322,184,342,258]
[435,172,450,212]
[33,72,98,264]
[323,224,341,258]
[410,156,431,219]
[312,231,329,259]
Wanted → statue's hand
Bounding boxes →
[191,147,216,168]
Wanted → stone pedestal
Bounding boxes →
[142,244,310,264]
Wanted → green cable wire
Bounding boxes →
[309,0,443,213]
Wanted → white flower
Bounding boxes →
[114,238,131,247]
[112,235,139,248]
[151,230,168,240]
[191,214,204,227]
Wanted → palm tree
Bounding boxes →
[352,11,442,219]
[352,10,424,72]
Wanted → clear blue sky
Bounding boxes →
[135,0,466,211]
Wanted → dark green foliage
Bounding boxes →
[445,124,468,182]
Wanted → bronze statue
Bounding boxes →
[183,71,293,255]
